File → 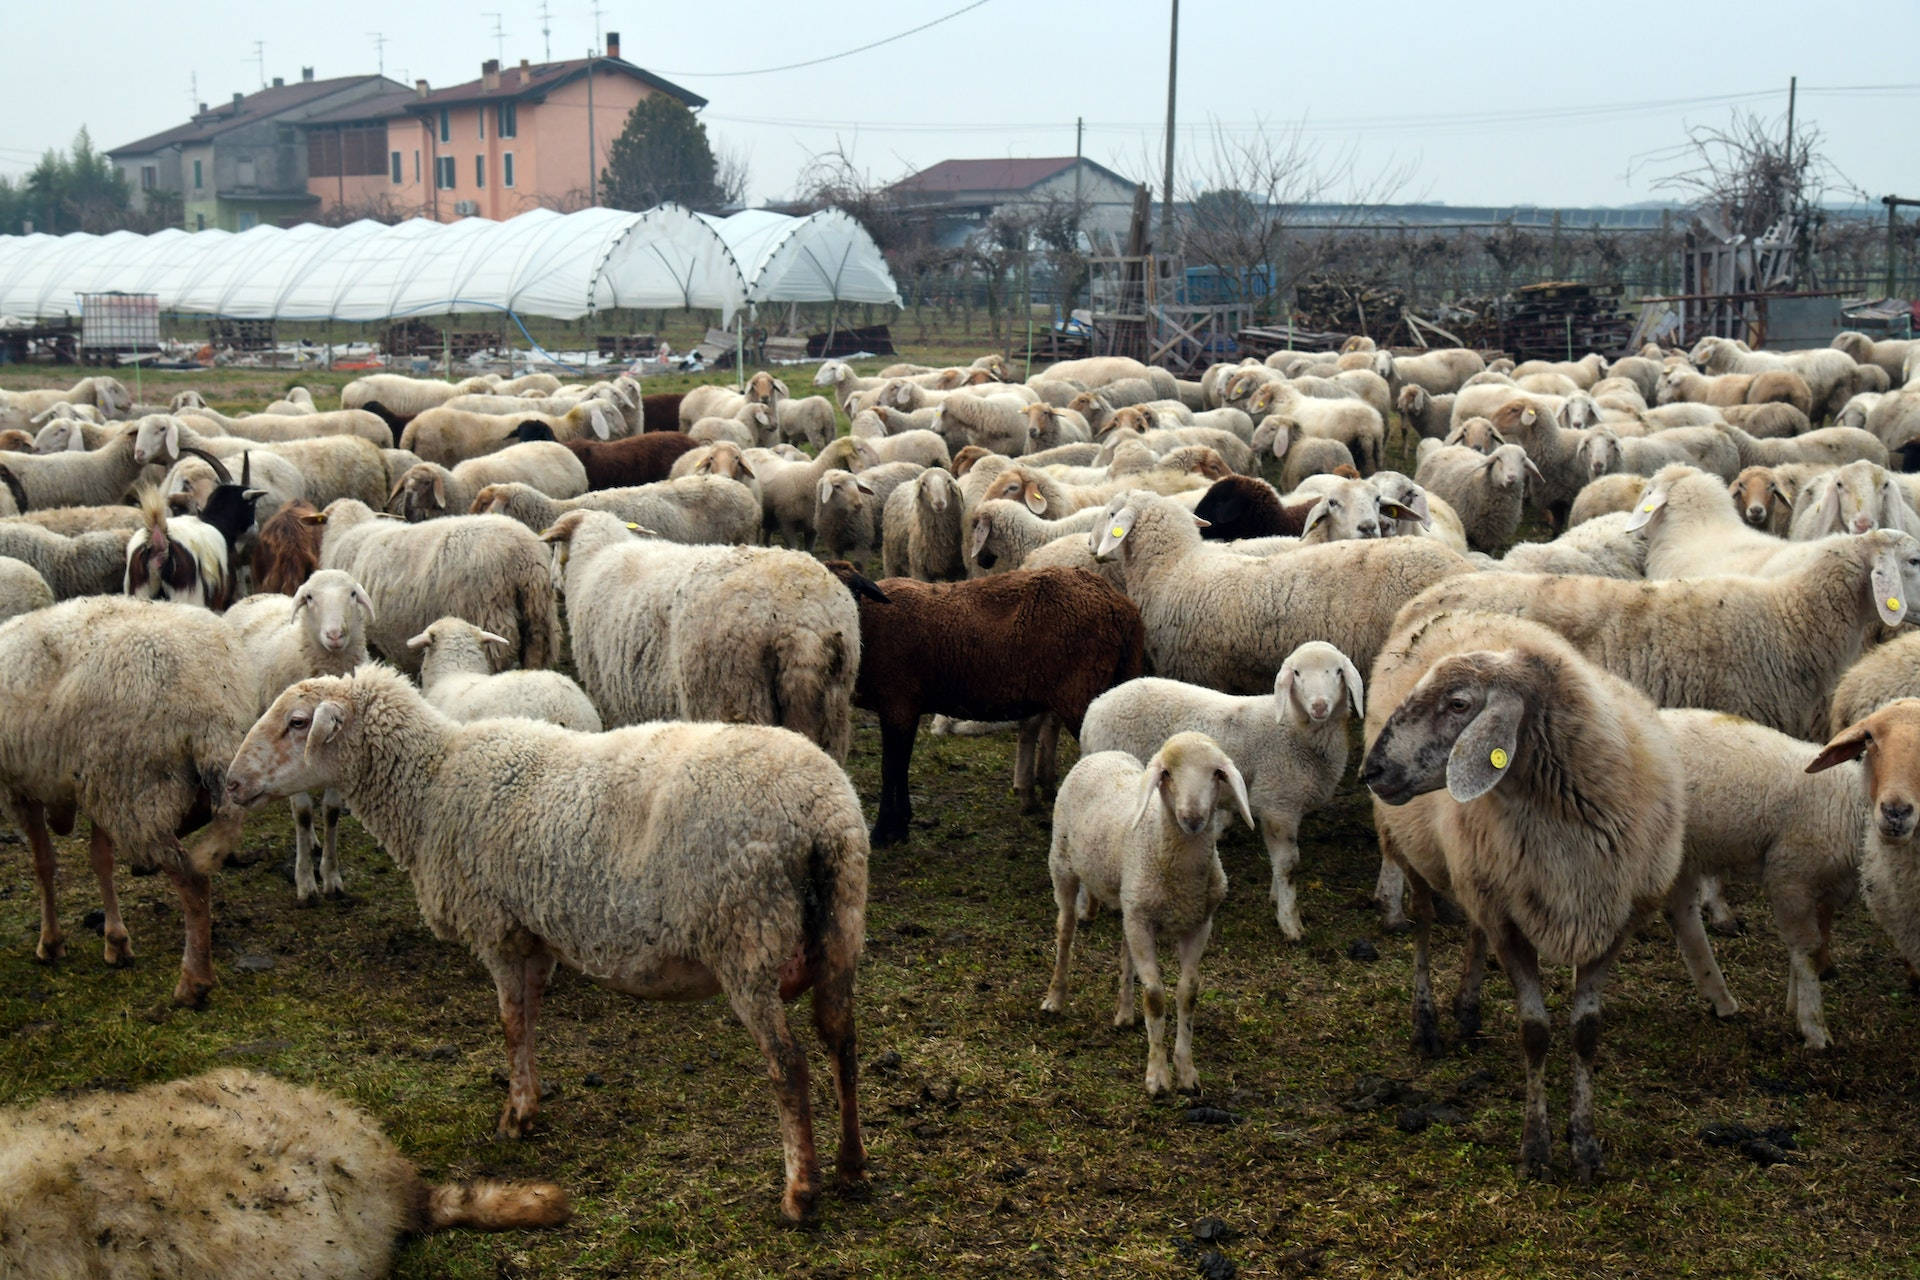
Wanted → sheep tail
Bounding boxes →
[423,1180,572,1233]
[772,627,851,760]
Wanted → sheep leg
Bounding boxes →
[486,949,545,1139]
[1171,919,1212,1095]
[1374,854,1410,933]
[1035,715,1060,795]
[1014,719,1040,811]
[1490,925,1551,1180]
[1041,871,1081,1014]
[871,719,917,847]
[1112,929,1137,1028]
[22,801,63,963]
[1407,870,1441,1057]
[1699,874,1742,936]
[1769,882,1831,1051]
[319,787,346,899]
[290,792,319,904]
[1452,927,1488,1041]
[1664,872,1738,1018]
[1814,899,1836,979]
[1127,916,1172,1096]
[729,981,820,1222]
[163,859,215,1008]
[809,958,867,1186]
[1566,936,1622,1184]
[87,824,131,966]
[1261,815,1305,942]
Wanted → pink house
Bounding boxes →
[304,33,705,222]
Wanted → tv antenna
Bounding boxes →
[538,0,553,61]
[591,1,604,47]
[484,12,505,63]
[252,40,266,88]
[369,32,387,76]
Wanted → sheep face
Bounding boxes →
[1729,467,1789,528]
[1369,472,1432,529]
[1396,384,1428,417]
[1362,651,1529,806]
[1301,479,1383,541]
[132,416,183,466]
[1277,641,1363,724]
[1487,445,1539,492]
[32,420,88,454]
[1579,432,1624,481]
[226,678,353,806]
[1808,698,1920,842]
[293,570,375,655]
[917,468,955,514]
[1134,732,1254,837]
[1445,417,1504,455]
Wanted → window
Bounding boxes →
[193,159,203,189]
[195,212,206,230]
[474,155,485,188]
[237,210,257,231]
[236,156,256,187]
[477,108,484,140]
[438,108,450,142]
[497,102,517,138]
[140,165,156,190]
[277,125,296,146]
[435,155,456,189]
[390,150,402,184]
[502,152,514,188]
[308,126,389,178]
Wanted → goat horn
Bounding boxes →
[176,446,232,485]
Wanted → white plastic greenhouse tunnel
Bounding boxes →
[0,204,898,332]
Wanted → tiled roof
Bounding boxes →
[404,56,705,111]
[109,76,403,154]
[889,157,1082,196]
[301,89,424,126]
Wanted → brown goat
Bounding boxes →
[563,432,699,490]
[825,564,1146,846]
[252,499,323,595]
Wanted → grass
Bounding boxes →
[4,358,1920,1277]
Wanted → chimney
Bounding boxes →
[482,58,501,89]
[606,31,620,59]
[415,78,429,99]
[272,76,284,87]
[231,91,244,110]
[198,101,208,115]
[301,66,314,82]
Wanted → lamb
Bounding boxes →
[1397,528,1920,738]
[1361,610,1683,1180]
[542,511,860,757]
[1092,491,1473,691]
[1413,442,1539,552]
[225,666,868,1221]
[564,430,701,488]
[1657,709,1863,1049]
[315,500,559,676]
[0,1069,569,1280]
[1041,731,1248,1095]
[408,615,602,730]
[471,475,760,546]
[223,569,374,902]
[881,467,965,581]
[0,595,250,1005]
[827,564,1144,844]
[0,418,160,510]
[388,442,589,522]
[341,373,495,437]
[1082,641,1362,940]
[1575,424,1741,483]
[776,394,838,450]
[398,401,615,466]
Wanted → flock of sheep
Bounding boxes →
[1,325,1920,1274]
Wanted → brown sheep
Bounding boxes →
[564,431,700,489]
[252,499,324,594]
[825,564,1147,846]
[641,391,684,433]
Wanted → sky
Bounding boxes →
[4,0,1916,210]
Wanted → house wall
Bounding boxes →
[309,116,433,220]
[530,71,650,213]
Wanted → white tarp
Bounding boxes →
[0,205,893,322]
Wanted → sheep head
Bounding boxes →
[293,569,375,654]
[1361,649,1531,805]
[226,675,360,805]
[1729,466,1792,528]
[1277,641,1363,724]
[1131,732,1253,837]
[1808,698,1920,842]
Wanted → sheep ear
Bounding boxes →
[385,477,408,509]
[1869,541,1908,626]
[1023,483,1046,515]
[430,473,446,508]
[1807,721,1872,774]
[968,517,991,562]
[1338,652,1365,717]
[479,630,512,647]
[1445,687,1524,803]
[1093,505,1136,558]
[817,476,835,507]
[1274,662,1297,720]
[855,477,876,496]
[164,418,180,457]
[1270,421,1294,459]
[305,699,348,761]
[292,585,312,612]
[1130,760,1169,830]
[300,511,328,526]
[1301,498,1331,535]
[1215,759,1255,831]
[405,630,432,650]
[592,405,612,439]
[1522,455,1545,484]
[1623,485,1667,531]
[351,585,375,622]
[1770,483,1794,510]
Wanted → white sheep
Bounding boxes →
[0,554,51,623]
[1497,511,1648,579]
[224,665,870,1221]
[1413,442,1539,552]
[1041,731,1252,1096]
[1082,641,1362,940]
[407,615,602,730]
[882,467,965,580]
[389,441,589,522]
[471,475,761,547]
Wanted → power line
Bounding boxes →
[656,0,991,78]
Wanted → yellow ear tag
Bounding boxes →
[625,522,641,530]
[1489,748,1509,769]
[1641,502,1655,512]
[1111,526,1127,539]
[1890,598,1903,611]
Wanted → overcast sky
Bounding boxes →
[5,0,1915,209]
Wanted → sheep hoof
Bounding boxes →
[1801,1029,1832,1052]
[1412,1006,1442,1058]
[779,1182,818,1222]
[34,936,66,964]
[1145,1075,1170,1098]
[102,934,134,967]
[1378,913,1411,936]
[1705,916,1745,939]
[1568,1129,1604,1184]
[171,977,212,1009]
[322,884,350,902]
[293,890,318,909]
[1452,998,1482,1042]
[1517,1138,1552,1182]
[869,822,908,849]
[494,1106,535,1140]
[1039,995,1065,1015]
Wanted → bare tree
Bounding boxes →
[1646,108,1849,243]
[715,143,751,210]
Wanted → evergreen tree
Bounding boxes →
[599,96,727,213]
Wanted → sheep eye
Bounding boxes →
[287,714,309,732]
[1447,694,1471,713]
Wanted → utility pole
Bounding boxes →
[1784,75,1797,169]
[1886,195,1920,298]
[1074,116,1084,220]
[1159,0,1178,251]
[586,48,597,206]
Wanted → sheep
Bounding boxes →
[1243,382,1385,472]
[224,665,868,1222]
[1360,610,1683,1180]
[1833,330,1920,382]
[315,500,559,676]
[0,1069,570,1280]
[1806,701,1920,1017]
[223,570,374,901]
[135,415,389,512]
[1859,389,1920,463]
[124,486,235,609]
[251,498,324,595]
[1514,353,1607,388]
[0,418,159,510]
[1092,490,1472,691]
[1034,355,1155,387]
[1827,631,1920,737]
[1439,415,1508,455]
[679,375,788,427]
[1624,465,1857,579]
[1189,474,1290,541]
[1258,421,1358,490]
[936,393,1039,456]
[1658,367,1756,408]
[564,430,701,489]
[1398,528,1920,739]
[1722,423,1889,473]
[1040,731,1248,1095]
[1373,348,1486,397]
[1396,385,1456,441]
[472,475,760,547]
[542,511,860,758]
[1413,442,1539,552]
[183,407,392,447]
[752,437,876,548]
[389,442,589,522]
[1728,463,1814,536]
[815,468,881,567]
[856,427,951,470]
[260,385,317,415]
[1096,418,1255,476]
[340,373,495,437]
[1082,641,1362,940]
[1517,371,1582,398]
[399,401,616,466]
[1575,424,1742,483]
[0,522,130,598]
[881,466,965,581]
[965,499,1107,575]
[1722,401,1812,439]
[1691,336,1857,420]
[1567,473,1649,527]
[1498,511,1648,579]
[0,554,51,623]
[407,615,602,730]
[0,375,131,428]
[777,394,838,450]
[1789,460,1920,540]
[0,595,249,1004]
[1656,709,1863,1049]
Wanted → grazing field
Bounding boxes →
[3,359,1920,1278]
